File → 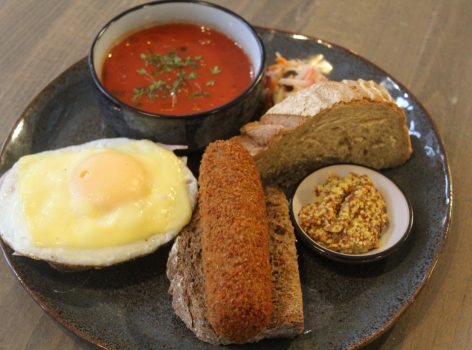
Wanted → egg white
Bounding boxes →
[0,138,197,268]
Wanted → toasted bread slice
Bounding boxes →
[166,186,304,344]
[233,80,412,189]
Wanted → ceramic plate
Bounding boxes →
[0,28,452,350]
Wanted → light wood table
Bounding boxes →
[0,1,470,349]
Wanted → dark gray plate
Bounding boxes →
[0,28,452,350]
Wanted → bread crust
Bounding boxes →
[198,141,273,342]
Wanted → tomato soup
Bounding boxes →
[101,23,254,115]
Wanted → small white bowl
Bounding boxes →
[290,164,413,263]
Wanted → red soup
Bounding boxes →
[101,23,254,115]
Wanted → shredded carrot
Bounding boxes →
[264,52,328,104]
[276,55,289,65]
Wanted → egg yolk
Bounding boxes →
[71,150,148,211]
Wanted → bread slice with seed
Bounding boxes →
[233,79,412,189]
[166,186,303,344]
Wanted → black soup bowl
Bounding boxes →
[89,0,265,151]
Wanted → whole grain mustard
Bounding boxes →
[298,172,388,254]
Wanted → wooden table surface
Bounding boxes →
[0,1,470,349]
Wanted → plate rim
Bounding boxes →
[0,26,453,350]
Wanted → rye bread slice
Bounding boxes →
[166,186,304,344]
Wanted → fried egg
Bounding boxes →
[0,138,197,268]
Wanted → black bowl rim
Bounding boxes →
[289,163,414,264]
[88,0,266,120]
